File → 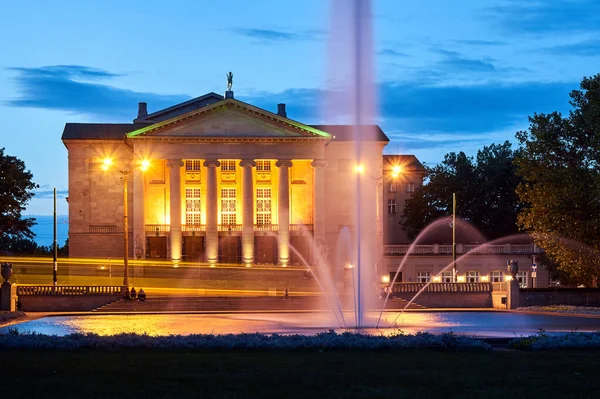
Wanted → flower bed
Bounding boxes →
[0,329,492,351]
[510,330,600,350]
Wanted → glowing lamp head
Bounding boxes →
[140,159,150,171]
[391,165,402,178]
[101,158,113,171]
[381,275,390,284]
[354,164,364,174]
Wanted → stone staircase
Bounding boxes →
[93,296,425,313]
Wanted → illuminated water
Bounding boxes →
[3,312,600,338]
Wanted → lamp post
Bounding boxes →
[102,158,149,291]
[452,192,457,283]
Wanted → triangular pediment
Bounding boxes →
[127,99,330,140]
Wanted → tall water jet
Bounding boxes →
[327,0,378,327]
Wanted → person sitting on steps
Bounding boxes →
[138,288,146,302]
[130,287,137,300]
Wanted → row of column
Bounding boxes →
[134,158,327,265]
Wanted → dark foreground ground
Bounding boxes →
[4,349,599,398]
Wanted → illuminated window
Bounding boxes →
[338,159,350,172]
[256,188,272,225]
[185,188,201,225]
[387,199,396,214]
[220,160,236,171]
[389,182,397,192]
[490,271,503,283]
[256,160,271,171]
[441,271,453,283]
[417,271,431,283]
[517,271,527,288]
[221,188,236,225]
[185,160,201,171]
[406,182,416,192]
[466,271,480,283]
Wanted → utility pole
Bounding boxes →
[53,188,58,286]
[452,192,457,283]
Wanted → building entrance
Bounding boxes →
[146,236,167,259]
[254,236,277,264]
[183,236,205,262]
[219,236,241,263]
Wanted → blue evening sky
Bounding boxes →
[1,0,598,215]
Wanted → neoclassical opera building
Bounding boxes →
[62,88,421,267]
[62,87,546,287]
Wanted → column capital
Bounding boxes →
[311,159,328,168]
[275,160,293,168]
[239,159,257,168]
[167,159,184,168]
[203,159,221,168]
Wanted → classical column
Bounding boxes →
[276,160,292,266]
[168,159,184,261]
[132,167,146,260]
[311,160,327,262]
[204,159,220,263]
[240,159,256,265]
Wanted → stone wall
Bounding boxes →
[519,289,600,307]
[70,234,130,258]
[18,295,121,312]
[392,292,492,308]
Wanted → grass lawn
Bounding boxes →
[3,349,600,398]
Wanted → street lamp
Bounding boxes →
[102,157,149,291]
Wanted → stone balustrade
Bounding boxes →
[17,285,124,296]
[145,224,170,233]
[384,244,542,256]
[390,282,492,294]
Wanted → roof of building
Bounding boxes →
[135,92,224,123]
[383,154,426,173]
[62,123,146,140]
[126,98,331,139]
[310,125,389,142]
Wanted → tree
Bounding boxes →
[515,74,600,287]
[0,148,38,245]
[401,141,521,241]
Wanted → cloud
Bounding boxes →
[489,0,600,34]
[243,79,575,135]
[231,28,322,43]
[453,39,506,46]
[378,48,409,57]
[5,65,190,120]
[9,65,122,80]
[380,80,574,133]
[433,49,496,73]
[541,39,600,56]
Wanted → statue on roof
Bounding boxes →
[226,72,233,91]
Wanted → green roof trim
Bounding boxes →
[126,99,331,139]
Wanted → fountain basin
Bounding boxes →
[2,311,599,338]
